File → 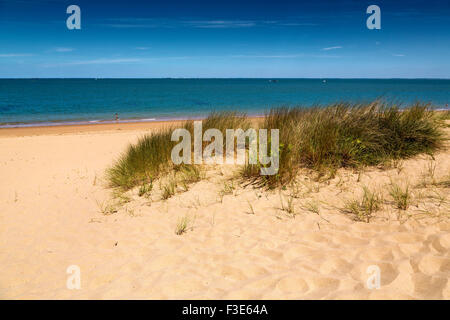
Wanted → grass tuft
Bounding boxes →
[96,199,118,215]
[436,110,450,121]
[343,186,381,222]
[107,112,248,190]
[279,192,295,216]
[175,216,190,235]
[161,175,177,200]
[303,200,320,215]
[107,126,180,190]
[138,182,153,197]
[389,183,411,210]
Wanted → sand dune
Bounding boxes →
[0,123,449,299]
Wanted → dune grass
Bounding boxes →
[175,215,190,235]
[202,110,250,134]
[389,183,411,210]
[108,102,445,191]
[343,186,382,222]
[107,111,249,190]
[437,110,450,121]
[243,102,444,187]
[138,182,153,197]
[437,110,450,128]
[107,126,180,190]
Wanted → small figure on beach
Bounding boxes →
[115,113,119,122]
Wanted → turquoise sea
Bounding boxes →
[0,79,449,127]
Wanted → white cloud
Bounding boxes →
[392,54,405,57]
[0,53,33,57]
[62,58,142,65]
[55,47,74,52]
[230,54,304,59]
[99,18,317,29]
[321,46,343,51]
[229,53,340,59]
[313,54,341,58]
[189,20,256,28]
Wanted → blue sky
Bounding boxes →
[0,0,449,78]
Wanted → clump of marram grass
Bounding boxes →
[96,199,119,215]
[161,174,177,200]
[201,111,251,161]
[437,110,450,121]
[175,215,193,235]
[389,183,411,210]
[177,165,202,190]
[342,186,382,222]
[243,102,444,188]
[107,111,248,190]
[279,192,295,216]
[222,180,235,195]
[417,159,437,187]
[175,216,189,235]
[202,111,250,135]
[436,110,450,128]
[302,200,320,215]
[107,126,180,190]
[138,182,153,197]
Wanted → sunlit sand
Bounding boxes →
[0,120,449,299]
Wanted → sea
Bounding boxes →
[0,78,449,128]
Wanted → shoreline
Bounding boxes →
[1,105,447,138]
[0,119,188,137]
[0,115,207,129]
[1,106,448,131]
[0,116,265,138]
[1,108,447,138]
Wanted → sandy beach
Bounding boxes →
[0,121,449,300]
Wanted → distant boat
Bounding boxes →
[323,79,327,83]
[269,79,279,83]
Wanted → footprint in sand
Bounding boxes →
[417,254,450,275]
[276,276,309,294]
